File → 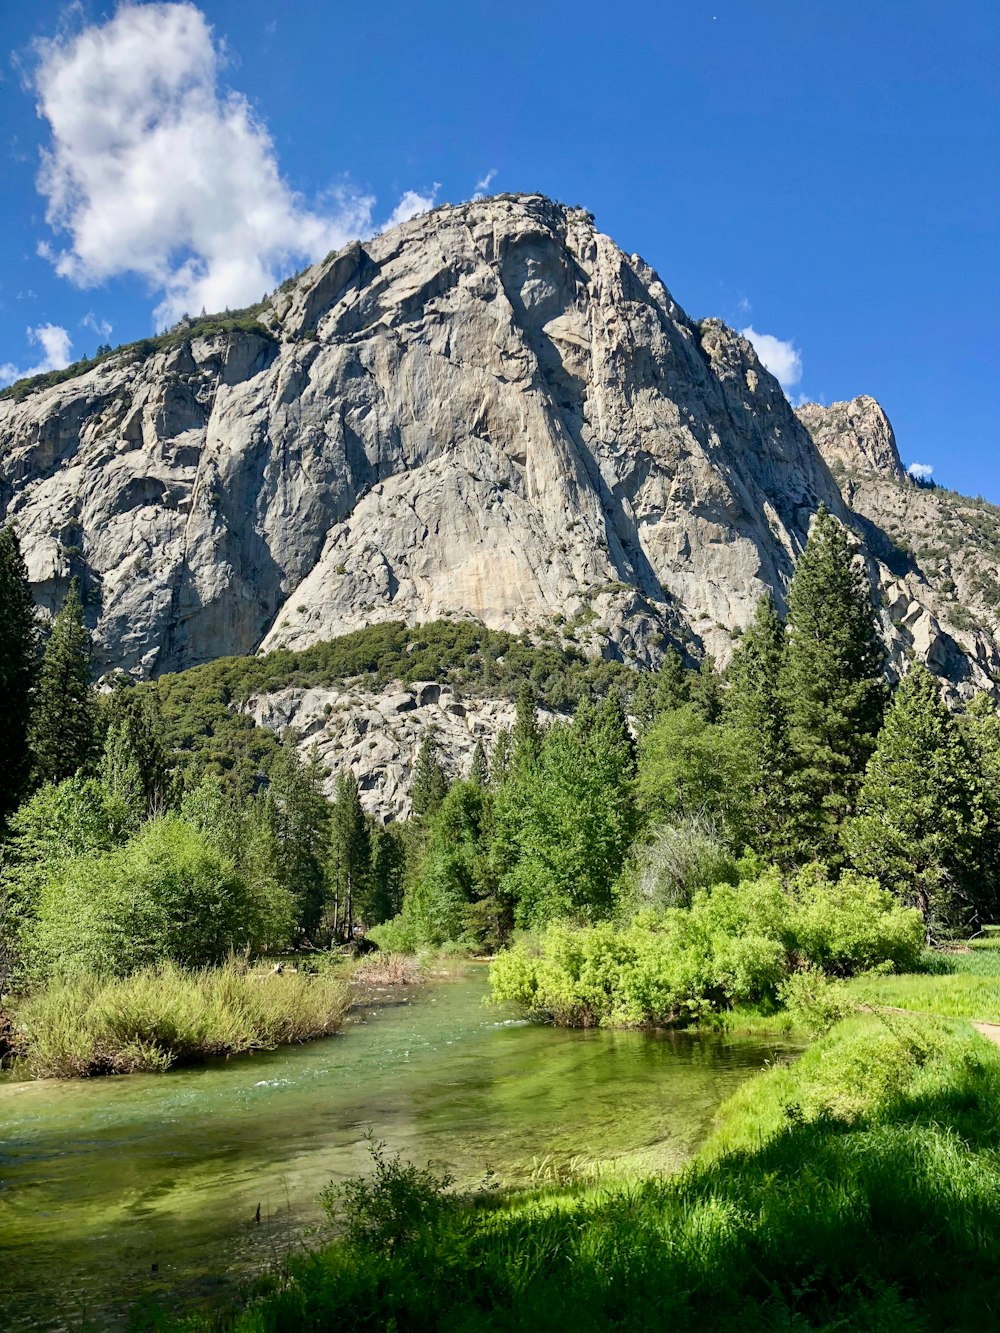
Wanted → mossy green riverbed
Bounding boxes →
[0,968,800,1329]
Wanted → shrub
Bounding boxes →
[318,1133,453,1253]
[491,869,924,1027]
[27,817,293,978]
[623,815,739,911]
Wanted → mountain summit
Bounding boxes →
[1,194,996,691]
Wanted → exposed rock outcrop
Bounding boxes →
[796,396,906,482]
[1,193,997,700]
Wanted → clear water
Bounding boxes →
[0,967,797,1329]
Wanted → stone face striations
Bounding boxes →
[1,192,997,699]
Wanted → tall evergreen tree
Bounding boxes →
[842,662,985,930]
[411,730,448,819]
[778,508,886,858]
[511,681,542,768]
[366,823,406,926]
[100,684,172,818]
[0,526,40,822]
[328,770,372,940]
[266,736,330,941]
[633,646,689,728]
[688,653,723,723]
[469,740,489,788]
[31,578,98,786]
[490,728,512,786]
[722,595,788,857]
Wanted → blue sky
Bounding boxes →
[1,1,997,497]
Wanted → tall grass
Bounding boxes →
[9,960,350,1078]
[177,1010,1000,1332]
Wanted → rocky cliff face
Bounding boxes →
[1,192,997,698]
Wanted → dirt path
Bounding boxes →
[971,1021,1000,1048]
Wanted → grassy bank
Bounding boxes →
[5,960,350,1078]
[174,1007,1000,1331]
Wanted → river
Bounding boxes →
[0,967,797,1329]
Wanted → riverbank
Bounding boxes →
[2,960,350,1078]
[179,1005,1000,1332]
[0,967,785,1329]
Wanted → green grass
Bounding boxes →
[844,970,1000,1023]
[175,1010,1000,1331]
[7,960,350,1078]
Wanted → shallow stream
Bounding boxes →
[0,967,797,1328]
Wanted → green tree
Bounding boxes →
[469,740,489,788]
[27,816,286,977]
[637,704,748,841]
[507,694,638,928]
[511,681,542,768]
[31,578,98,786]
[266,736,330,942]
[410,730,448,819]
[0,526,39,823]
[688,653,723,723]
[365,823,406,926]
[328,770,372,940]
[778,508,886,859]
[842,663,985,931]
[632,646,689,729]
[400,780,493,945]
[722,595,788,857]
[100,684,172,819]
[959,693,1000,922]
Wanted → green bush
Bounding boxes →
[490,869,924,1027]
[27,817,293,978]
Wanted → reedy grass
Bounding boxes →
[9,959,350,1078]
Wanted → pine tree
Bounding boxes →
[490,728,512,785]
[722,595,788,857]
[778,507,886,858]
[0,526,39,822]
[266,736,330,941]
[411,730,448,819]
[959,694,1000,923]
[688,653,723,723]
[842,662,984,930]
[632,646,689,728]
[469,739,489,788]
[511,682,542,768]
[31,578,98,786]
[366,823,406,925]
[100,684,172,818]
[328,770,372,939]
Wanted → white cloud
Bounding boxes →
[30,3,427,326]
[740,325,803,391]
[380,186,439,232]
[907,462,934,481]
[0,322,73,385]
[472,168,497,199]
[82,310,112,341]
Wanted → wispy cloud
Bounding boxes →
[81,310,112,341]
[740,325,803,392]
[30,2,434,327]
[907,462,934,481]
[472,168,497,199]
[0,322,72,385]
